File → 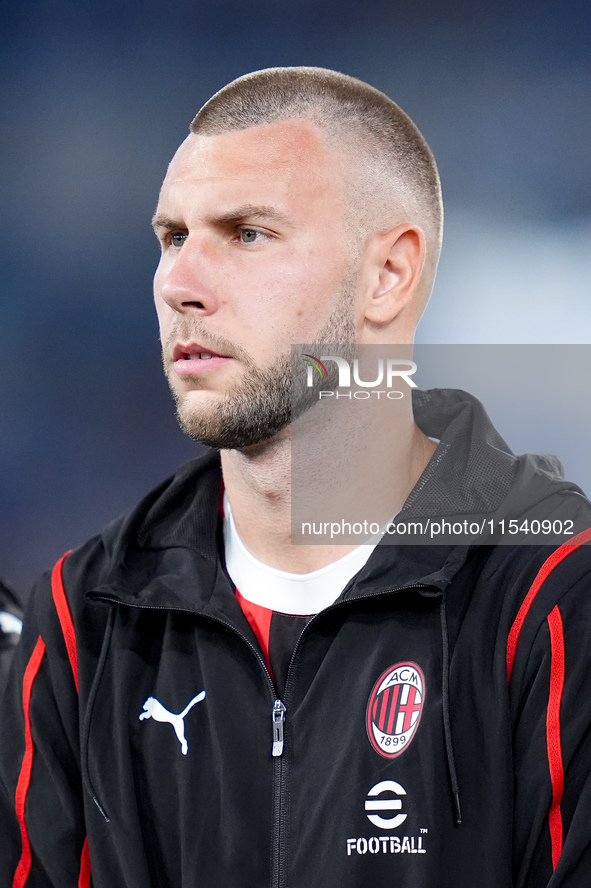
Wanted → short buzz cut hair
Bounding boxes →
[190,67,443,282]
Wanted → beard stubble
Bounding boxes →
[164,275,357,450]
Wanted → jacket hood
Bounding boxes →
[407,388,586,521]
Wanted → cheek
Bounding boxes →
[249,248,343,321]
[280,257,350,331]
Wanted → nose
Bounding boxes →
[155,235,220,316]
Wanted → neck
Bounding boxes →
[221,396,437,574]
[221,428,322,573]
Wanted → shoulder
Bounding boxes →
[45,450,222,615]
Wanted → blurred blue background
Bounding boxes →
[1,0,590,595]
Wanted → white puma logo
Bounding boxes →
[139,691,206,755]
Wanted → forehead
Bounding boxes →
[158,119,346,214]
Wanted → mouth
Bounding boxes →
[172,343,234,377]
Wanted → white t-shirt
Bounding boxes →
[223,493,377,615]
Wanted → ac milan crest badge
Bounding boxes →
[366,662,425,758]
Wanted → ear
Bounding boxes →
[362,224,426,327]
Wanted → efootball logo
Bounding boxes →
[366,663,425,758]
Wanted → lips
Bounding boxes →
[173,342,231,361]
[172,342,233,376]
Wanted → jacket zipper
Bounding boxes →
[93,581,435,888]
[272,700,286,756]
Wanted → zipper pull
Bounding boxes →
[272,699,286,757]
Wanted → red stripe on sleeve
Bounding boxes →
[546,606,565,870]
[506,527,591,682]
[52,553,93,882]
[12,635,46,888]
[50,552,78,692]
[78,837,91,888]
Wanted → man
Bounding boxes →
[2,67,591,887]
[0,577,22,693]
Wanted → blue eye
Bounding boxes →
[240,229,259,244]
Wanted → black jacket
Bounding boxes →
[2,389,591,888]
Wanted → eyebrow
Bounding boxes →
[214,205,293,227]
[151,204,293,233]
[151,214,183,233]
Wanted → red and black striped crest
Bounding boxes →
[366,662,425,758]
